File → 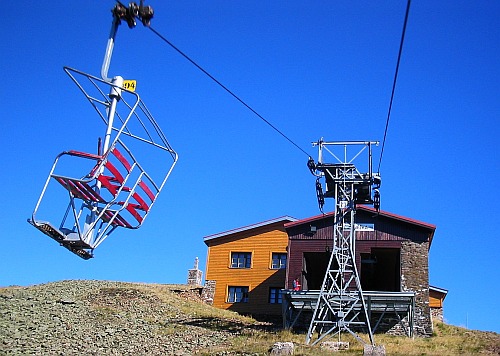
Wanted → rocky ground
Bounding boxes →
[0,280,258,355]
[2,280,499,356]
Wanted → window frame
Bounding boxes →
[230,252,252,269]
[269,287,283,304]
[227,286,249,303]
[271,252,287,269]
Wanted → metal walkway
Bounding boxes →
[282,290,415,337]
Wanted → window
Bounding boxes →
[231,252,251,268]
[227,286,249,303]
[271,253,287,269]
[269,287,283,304]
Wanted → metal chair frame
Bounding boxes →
[29,67,178,259]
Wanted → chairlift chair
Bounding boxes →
[28,67,178,259]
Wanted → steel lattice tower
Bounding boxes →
[306,140,380,346]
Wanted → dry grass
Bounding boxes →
[140,284,499,355]
[217,322,500,355]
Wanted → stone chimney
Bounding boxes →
[187,257,203,286]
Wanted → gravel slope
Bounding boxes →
[0,280,243,355]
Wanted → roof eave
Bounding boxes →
[430,285,449,298]
[203,215,297,244]
[284,211,334,229]
[357,205,437,231]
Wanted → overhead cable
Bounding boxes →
[377,0,412,173]
[148,26,311,158]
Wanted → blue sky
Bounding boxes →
[1,1,498,333]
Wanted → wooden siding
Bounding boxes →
[205,222,288,316]
[285,211,433,291]
[356,210,431,244]
[429,289,446,308]
[286,239,332,290]
[287,211,431,244]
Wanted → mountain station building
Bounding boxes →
[203,206,446,337]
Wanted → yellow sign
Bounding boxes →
[123,80,137,92]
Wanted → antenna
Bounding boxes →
[305,140,380,346]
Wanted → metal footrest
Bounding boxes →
[28,220,94,260]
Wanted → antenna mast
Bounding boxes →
[306,140,380,346]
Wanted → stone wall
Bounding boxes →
[399,240,433,337]
[201,280,216,305]
[431,307,444,322]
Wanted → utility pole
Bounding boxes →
[306,140,380,346]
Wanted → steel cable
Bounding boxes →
[148,26,311,158]
[377,0,412,173]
